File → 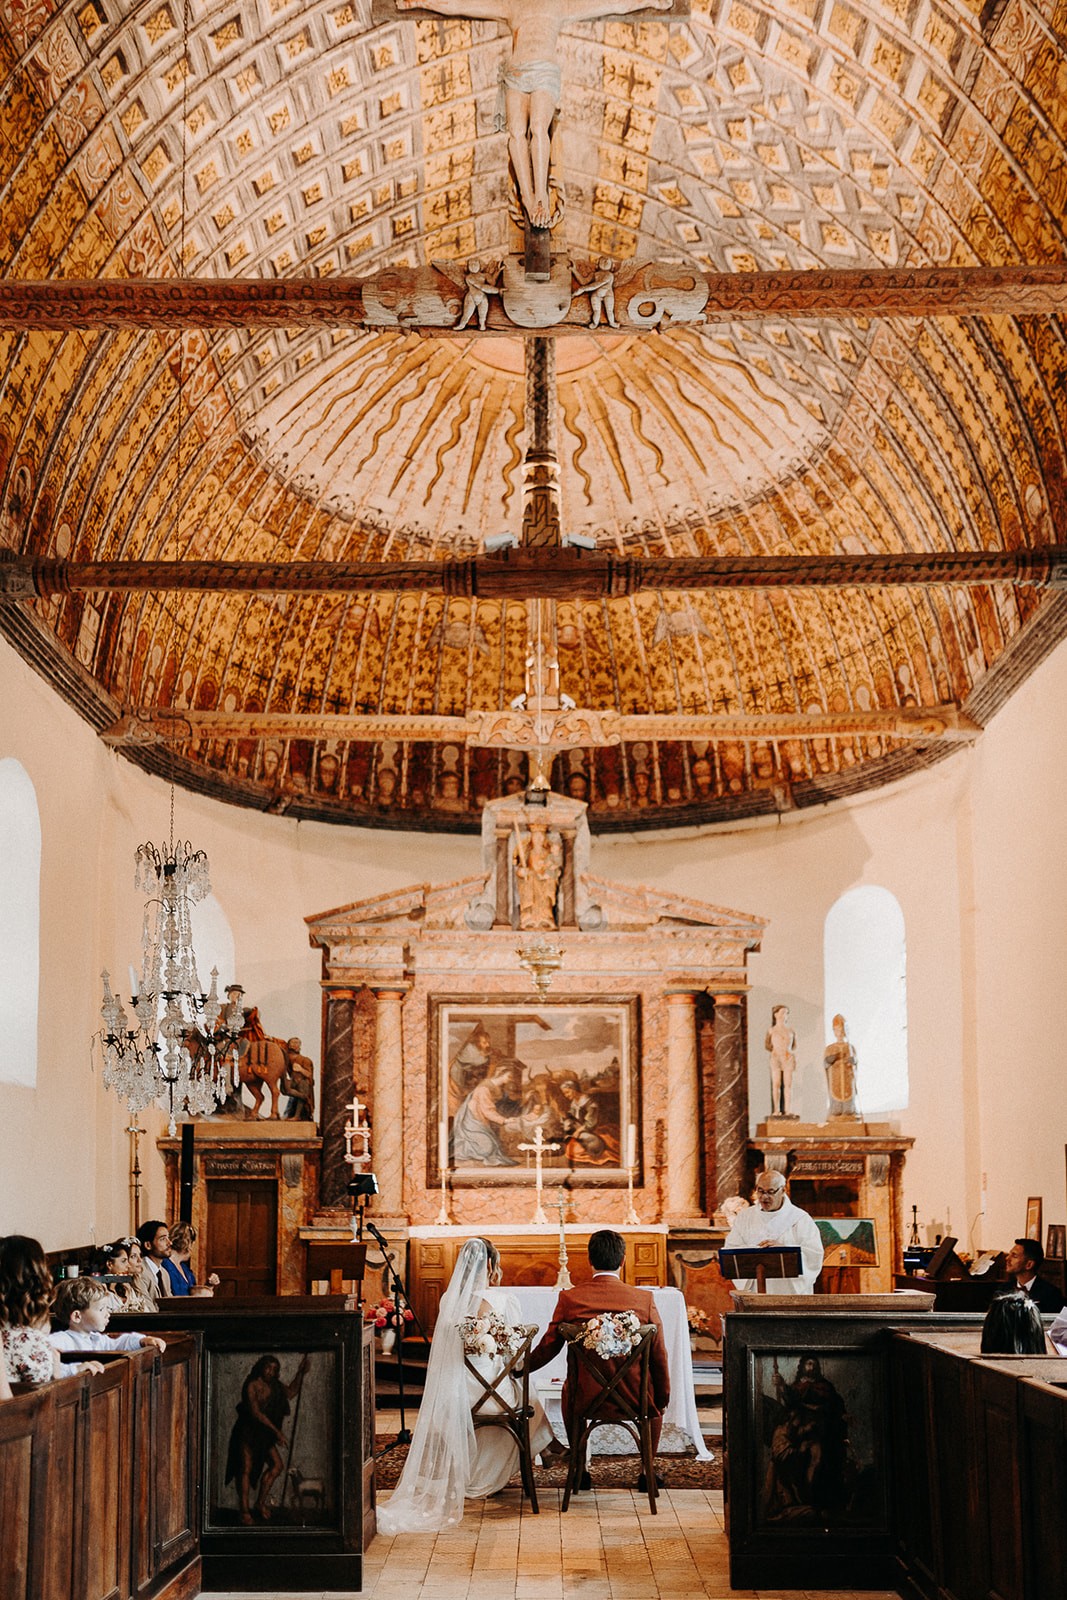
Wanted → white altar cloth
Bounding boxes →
[511,1284,711,1459]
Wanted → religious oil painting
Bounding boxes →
[433,997,639,1187]
[1025,1197,1043,1243]
[753,1351,883,1532]
[205,1347,339,1531]
[814,1218,879,1269]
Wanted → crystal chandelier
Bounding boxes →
[98,802,244,1135]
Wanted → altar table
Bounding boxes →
[511,1284,712,1459]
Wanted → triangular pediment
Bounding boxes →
[307,871,764,945]
[579,875,766,939]
[306,876,486,941]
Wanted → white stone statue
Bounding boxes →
[765,1003,797,1117]
[397,0,672,228]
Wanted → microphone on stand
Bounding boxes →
[364,1221,394,1259]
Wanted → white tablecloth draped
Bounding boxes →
[510,1283,712,1459]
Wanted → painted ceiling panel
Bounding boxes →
[1,0,1066,828]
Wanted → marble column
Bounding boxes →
[372,986,408,1219]
[665,990,703,1222]
[712,991,748,1206]
[320,988,358,1210]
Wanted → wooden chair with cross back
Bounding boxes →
[460,1321,542,1513]
[557,1320,660,1514]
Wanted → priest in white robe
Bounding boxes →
[725,1170,824,1293]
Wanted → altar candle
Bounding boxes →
[626,1123,637,1170]
[438,1119,449,1175]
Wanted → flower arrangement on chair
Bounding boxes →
[574,1309,643,1359]
[459,1310,524,1359]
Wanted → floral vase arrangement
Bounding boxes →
[365,1297,414,1353]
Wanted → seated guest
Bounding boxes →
[134,1221,174,1302]
[102,1240,157,1314]
[163,1222,220,1296]
[527,1228,670,1490]
[0,1333,12,1399]
[981,1291,1048,1354]
[1004,1238,1065,1312]
[50,1278,166,1366]
[0,1234,62,1383]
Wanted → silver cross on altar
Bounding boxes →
[518,1125,562,1226]
[344,1094,371,1169]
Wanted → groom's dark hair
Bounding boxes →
[588,1229,626,1272]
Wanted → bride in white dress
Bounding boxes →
[377,1236,557,1533]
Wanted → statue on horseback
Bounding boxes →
[186,1002,316,1121]
[237,1008,316,1120]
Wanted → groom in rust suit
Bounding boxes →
[527,1228,671,1479]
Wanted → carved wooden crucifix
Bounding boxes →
[387,0,682,277]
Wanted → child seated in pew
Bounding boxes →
[50,1278,166,1366]
[0,1234,63,1383]
[98,1239,157,1315]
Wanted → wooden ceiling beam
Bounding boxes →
[100,705,981,750]
[3,548,1065,600]
[1,263,1067,332]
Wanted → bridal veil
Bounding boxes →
[376,1236,489,1533]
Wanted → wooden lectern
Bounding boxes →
[305,1240,368,1296]
[718,1246,802,1294]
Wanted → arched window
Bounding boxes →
[0,758,41,1087]
[190,891,238,999]
[824,885,908,1113]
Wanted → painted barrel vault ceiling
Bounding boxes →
[2,0,1067,830]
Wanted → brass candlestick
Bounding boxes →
[555,1186,572,1290]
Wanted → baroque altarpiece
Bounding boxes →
[302,789,765,1321]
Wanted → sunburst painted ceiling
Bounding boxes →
[1,0,1066,829]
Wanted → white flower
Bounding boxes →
[459,1309,519,1358]
[576,1310,642,1359]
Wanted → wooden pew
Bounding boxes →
[111,1298,372,1592]
[889,1337,1067,1600]
[0,1337,200,1600]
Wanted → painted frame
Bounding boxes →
[752,1349,883,1531]
[205,1346,340,1531]
[814,1217,879,1268]
[1046,1224,1066,1260]
[124,1303,372,1592]
[1025,1196,1043,1243]
[430,995,640,1187]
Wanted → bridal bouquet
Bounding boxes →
[575,1309,643,1359]
[459,1311,523,1359]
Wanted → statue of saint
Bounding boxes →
[765,1004,797,1118]
[397,0,671,229]
[823,1014,859,1118]
[512,820,563,928]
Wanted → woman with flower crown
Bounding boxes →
[377,1236,557,1533]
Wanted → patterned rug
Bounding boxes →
[374,1435,722,1492]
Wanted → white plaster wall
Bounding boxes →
[2,628,1064,1259]
[967,637,1067,1251]
[594,760,975,1247]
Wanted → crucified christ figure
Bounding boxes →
[398,0,672,229]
